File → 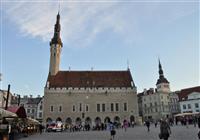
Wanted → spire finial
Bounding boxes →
[127,59,130,70]
[58,2,60,14]
[158,57,162,69]
[158,58,164,77]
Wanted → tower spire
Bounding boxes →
[50,11,63,47]
[156,59,169,85]
[49,11,63,76]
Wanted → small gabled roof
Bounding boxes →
[27,98,42,105]
[7,106,26,118]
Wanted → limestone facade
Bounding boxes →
[43,87,138,125]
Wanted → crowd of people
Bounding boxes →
[142,116,200,140]
[1,116,200,140]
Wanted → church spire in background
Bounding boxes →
[156,59,169,85]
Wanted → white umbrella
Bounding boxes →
[0,108,17,118]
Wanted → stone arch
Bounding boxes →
[56,117,62,122]
[95,117,101,125]
[75,117,82,125]
[130,115,135,123]
[46,117,52,124]
[85,117,92,125]
[65,117,72,125]
[114,116,120,123]
[104,116,111,123]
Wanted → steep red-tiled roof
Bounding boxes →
[46,70,135,88]
[178,86,200,101]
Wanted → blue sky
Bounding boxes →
[0,1,199,97]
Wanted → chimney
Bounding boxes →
[143,88,147,94]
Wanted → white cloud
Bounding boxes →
[2,2,197,48]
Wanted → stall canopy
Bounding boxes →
[27,117,40,125]
[0,108,17,118]
[7,106,27,118]
[174,112,200,117]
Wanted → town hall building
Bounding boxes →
[43,12,139,126]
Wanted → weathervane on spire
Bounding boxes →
[58,2,60,13]
[127,59,130,70]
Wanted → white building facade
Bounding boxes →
[179,92,200,113]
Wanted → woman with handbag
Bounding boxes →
[160,119,171,140]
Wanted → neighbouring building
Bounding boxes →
[43,12,139,126]
[37,97,44,122]
[178,86,200,114]
[11,95,42,119]
[0,90,13,108]
[168,91,180,116]
[141,60,171,121]
[137,92,144,118]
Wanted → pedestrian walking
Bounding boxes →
[39,124,43,134]
[145,120,150,132]
[159,119,171,140]
[198,116,200,139]
[123,120,128,132]
[155,120,158,128]
[108,122,116,140]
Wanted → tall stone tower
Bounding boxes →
[156,59,170,93]
[49,12,63,75]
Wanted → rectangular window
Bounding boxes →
[97,104,100,112]
[27,109,30,113]
[72,105,76,112]
[85,105,89,112]
[150,103,152,107]
[195,103,199,108]
[40,105,42,110]
[124,103,127,111]
[79,103,82,112]
[111,103,114,112]
[32,109,34,113]
[188,104,191,109]
[50,106,54,112]
[39,112,42,118]
[155,102,157,106]
[59,106,62,112]
[115,103,119,112]
[102,104,105,112]
[183,104,186,109]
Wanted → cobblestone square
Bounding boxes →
[20,125,199,140]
